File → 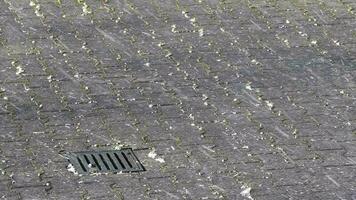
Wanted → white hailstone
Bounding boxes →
[190,17,196,23]
[171,24,177,33]
[198,28,204,37]
[15,65,24,75]
[333,40,340,46]
[67,163,78,175]
[29,1,36,7]
[245,83,253,91]
[240,185,253,200]
[148,149,165,163]
[82,3,92,15]
[310,40,317,45]
[265,101,274,110]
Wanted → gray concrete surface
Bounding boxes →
[0,0,355,199]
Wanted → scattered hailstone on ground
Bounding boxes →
[310,40,317,45]
[333,40,340,46]
[245,83,253,91]
[155,157,165,163]
[251,59,260,65]
[240,185,253,200]
[67,163,78,175]
[29,1,36,7]
[157,42,165,47]
[113,143,127,150]
[182,10,189,18]
[198,28,204,37]
[82,3,92,15]
[283,39,290,46]
[165,52,172,58]
[188,113,194,120]
[298,31,308,37]
[265,100,274,110]
[47,75,53,83]
[34,5,44,18]
[171,24,177,33]
[202,94,208,101]
[148,149,165,163]
[15,65,24,75]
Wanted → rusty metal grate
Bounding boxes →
[67,148,145,175]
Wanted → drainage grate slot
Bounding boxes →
[99,154,110,170]
[121,152,133,168]
[91,154,102,170]
[114,152,126,169]
[67,148,144,175]
[77,157,87,172]
[83,154,90,164]
[106,153,118,170]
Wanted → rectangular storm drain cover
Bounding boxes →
[67,148,145,175]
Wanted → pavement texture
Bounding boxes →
[0,0,356,199]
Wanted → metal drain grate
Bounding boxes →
[67,148,145,175]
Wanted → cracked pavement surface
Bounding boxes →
[0,0,355,199]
